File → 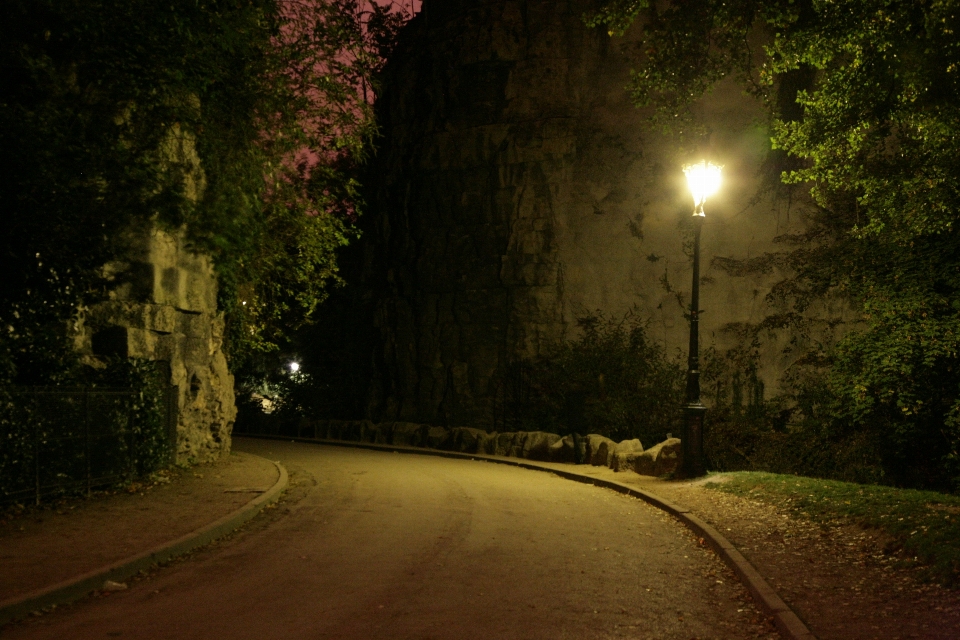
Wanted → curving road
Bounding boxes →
[6,439,778,639]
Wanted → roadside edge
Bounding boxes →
[0,456,289,626]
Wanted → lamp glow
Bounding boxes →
[288,362,300,373]
[683,161,722,215]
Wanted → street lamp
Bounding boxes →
[681,160,721,478]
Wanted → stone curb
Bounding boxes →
[0,456,289,627]
[243,434,816,640]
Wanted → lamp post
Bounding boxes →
[681,161,722,478]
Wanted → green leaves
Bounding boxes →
[198,0,404,369]
[761,0,960,241]
[584,0,650,36]
[1,0,401,382]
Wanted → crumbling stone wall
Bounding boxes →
[365,0,852,428]
[70,113,233,463]
[74,224,235,463]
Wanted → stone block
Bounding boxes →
[360,420,384,443]
[125,327,160,360]
[449,427,488,453]
[654,438,682,476]
[373,421,392,443]
[548,434,576,462]
[520,431,561,460]
[585,434,616,466]
[633,450,658,477]
[510,431,531,457]
[574,434,588,464]
[633,438,682,477]
[477,431,500,454]
[611,451,644,472]
[424,425,451,449]
[391,422,423,447]
[609,438,644,472]
[175,310,211,339]
[613,438,644,456]
[495,431,518,456]
[342,420,365,442]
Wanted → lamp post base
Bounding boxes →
[682,403,707,478]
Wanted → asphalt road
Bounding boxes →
[6,439,777,639]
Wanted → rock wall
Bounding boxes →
[74,224,235,463]
[364,0,852,428]
[296,419,682,477]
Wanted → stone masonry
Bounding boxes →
[70,114,234,463]
[74,224,235,463]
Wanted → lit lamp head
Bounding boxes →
[683,161,722,217]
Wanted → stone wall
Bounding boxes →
[74,224,235,463]
[296,419,682,477]
[364,0,852,428]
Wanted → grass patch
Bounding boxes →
[705,471,960,585]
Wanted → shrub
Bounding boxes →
[500,310,685,444]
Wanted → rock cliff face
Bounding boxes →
[75,225,235,463]
[365,0,850,428]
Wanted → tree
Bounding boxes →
[0,0,407,384]
[588,0,960,488]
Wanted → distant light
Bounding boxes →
[242,300,247,306]
[288,362,300,373]
[683,161,722,215]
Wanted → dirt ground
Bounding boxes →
[0,451,278,601]
[556,464,960,640]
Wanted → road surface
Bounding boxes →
[5,439,778,639]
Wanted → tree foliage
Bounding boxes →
[588,0,960,488]
[0,0,405,384]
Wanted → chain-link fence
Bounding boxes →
[0,386,178,505]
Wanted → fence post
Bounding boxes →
[85,389,91,497]
[127,393,135,477]
[34,396,40,506]
[166,385,179,465]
